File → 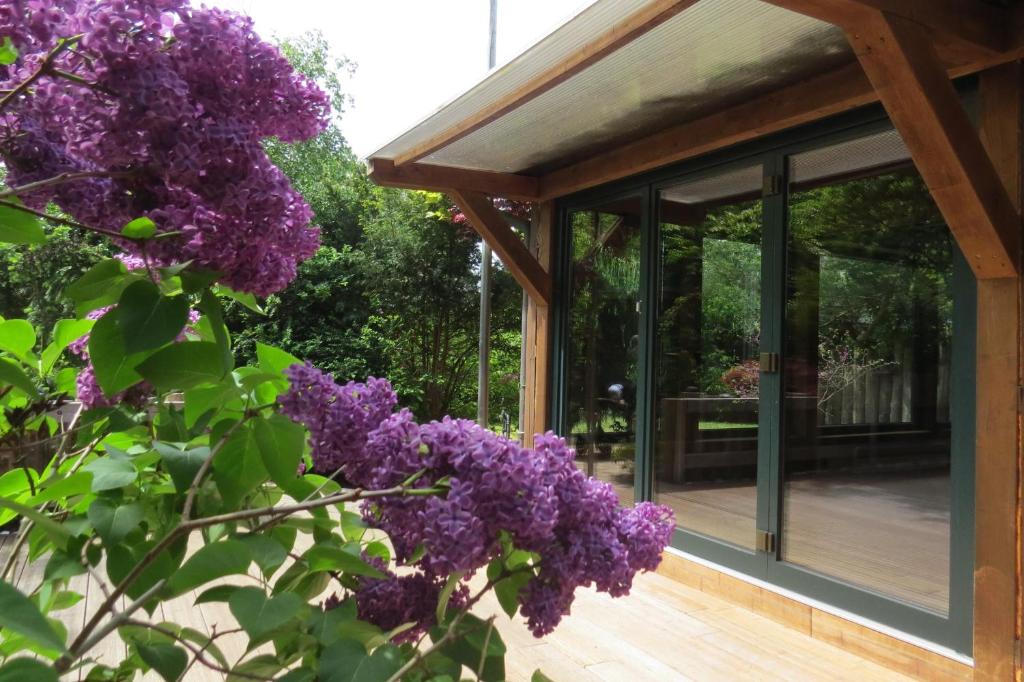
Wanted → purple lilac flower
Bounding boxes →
[349,570,469,643]
[0,0,328,295]
[282,363,676,638]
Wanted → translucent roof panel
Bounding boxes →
[397,0,852,175]
[661,163,763,205]
[790,128,911,186]
[371,0,653,161]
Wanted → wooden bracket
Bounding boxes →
[847,10,1020,279]
[448,189,552,307]
[761,1,1009,62]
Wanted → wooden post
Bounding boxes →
[976,61,1022,682]
[522,201,554,447]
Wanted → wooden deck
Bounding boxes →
[2,530,917,681]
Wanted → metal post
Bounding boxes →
[477,0,497,428]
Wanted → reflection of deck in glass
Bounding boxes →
[659,470,951,615]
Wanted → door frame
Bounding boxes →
[552,105,976,654]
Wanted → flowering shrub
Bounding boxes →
[0,2,675,680]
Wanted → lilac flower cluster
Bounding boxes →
[282,362,676,638]
[0,0,328,295]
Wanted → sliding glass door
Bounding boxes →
[556,117,975,653]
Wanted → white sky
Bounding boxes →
[211,0,595,159]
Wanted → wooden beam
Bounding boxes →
[448,189,552,307]
[846,11,1019,279]
[762,0,1008,60]
[539,62,877,200]
[391,0,700,167]
[367,158,539,201]
[522,201,554,447]
[974,62,1022,682]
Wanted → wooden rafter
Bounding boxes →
[391,0,700,167]
[448,189,552,307]
[762,0,1008,61]
[846,10,1019,279]
[367,159,539,201]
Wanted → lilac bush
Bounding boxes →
[0,0,327,295]
[0,2,676,679]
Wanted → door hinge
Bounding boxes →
[760,352,780,373]
[763,174,784,198]
[756,529,776,553]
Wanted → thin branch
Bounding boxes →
[0,39,74,112]
[0,170,133,200]
[121,620,274,681]
[61,578,167,669]
[180,417,248,522]
[57,484,441,673]
[0,199,126,239]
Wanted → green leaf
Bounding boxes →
[0,581,65,652]
[87,310,145,395]
[83,456,137,492]
[0,319,35,362]
[494,572,530,618]
[238,534,288,578]
[304,545,386,578]
[228,586,306,640]
[67,258,131,316]
[431,614,506,682]
[0,36,19,66]
[197,289,233,371]
[0,357,39,397]
[153,442,209,493]
[256,342,301,376]
[43,550,86,581]
[531,671,555,682]
[121,217,157,239]
[436,570,464,624]
[194,584,239,605]
[137,341,226,390]
[0,497,70,549]
[41,318,94,373]
[136,643,187,682]
[216,285,263,314]
[165,540,251,597]
[320,640,402,682]
[116,280,189,354]
[254,414,310,497]
[0,658,58,682]
[183,383,240,427]
[211,425,267,508]
[227,655,281,682]
[0,201,45,245]
[88,499,143,545]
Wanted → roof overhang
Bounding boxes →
[367,0,1023,203]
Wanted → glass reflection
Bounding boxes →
[782,136,953,614]
[565,198,642,506]
[654,165,763,549]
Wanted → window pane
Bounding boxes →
[565,198,642,506]
[654,165,763,549]
[782,133,953,614]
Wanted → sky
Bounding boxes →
[211,0,595,159]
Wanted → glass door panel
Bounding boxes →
[654,165,764,550]
[781,130,953,614]
[565,197,643,505]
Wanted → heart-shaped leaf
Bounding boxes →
[228,586,306,640]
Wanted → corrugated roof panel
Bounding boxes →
[420,0,851,174]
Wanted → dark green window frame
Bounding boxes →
[551,105,976,655]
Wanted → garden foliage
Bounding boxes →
[0,2,674,680]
